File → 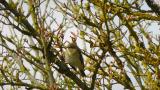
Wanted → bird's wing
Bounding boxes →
[77,47,84,67]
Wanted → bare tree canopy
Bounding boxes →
[0,0,160,90]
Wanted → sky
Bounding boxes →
[0,0,160,90]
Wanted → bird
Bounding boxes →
[145,0,160,15]
[64,42,86,77]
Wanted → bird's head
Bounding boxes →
[67,42,77,48]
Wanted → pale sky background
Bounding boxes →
[0,0,160,90]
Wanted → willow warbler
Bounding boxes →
[64,42,86,77]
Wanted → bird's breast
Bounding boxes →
[64,48,83,69]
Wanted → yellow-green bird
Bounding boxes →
[64,42,86,77]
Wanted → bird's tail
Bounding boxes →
[80,70,86,77]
